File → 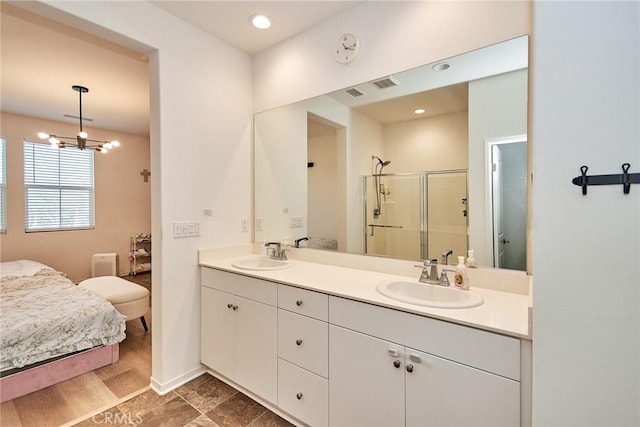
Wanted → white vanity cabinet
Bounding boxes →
[277,285,329,426]
[329,296,521,427]
[200,268,278,404]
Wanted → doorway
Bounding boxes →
[488,136,527,271]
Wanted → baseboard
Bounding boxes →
[149,365,206,395]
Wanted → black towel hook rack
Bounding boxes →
[572,163,640,195]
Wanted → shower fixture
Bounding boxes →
[372,155,391,218]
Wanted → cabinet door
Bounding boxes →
[329,325,405,427]
[405,348,520,427]
[201,287,235,380]
[235,295,278,404]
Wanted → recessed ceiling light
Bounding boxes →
[432,62,450,71]
[414,108,426,114]
[250,14,271,29]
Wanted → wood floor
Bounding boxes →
[0,273,152,427]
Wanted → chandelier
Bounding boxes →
[38,85,120,154]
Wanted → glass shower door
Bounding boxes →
[364,174,421,260]
[425,172,468,264]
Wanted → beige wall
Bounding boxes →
[383,112,469,174]
[0,112,150,282]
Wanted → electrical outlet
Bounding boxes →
[256,217,263,231]
[240,218,249,233]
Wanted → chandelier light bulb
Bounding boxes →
[100,147,108,154]
[104,142,113,150]
[78,131,88,139]
[38,132,50,139]
[49,137,60,145]
[50,141,58,149]
[111,140,120,147]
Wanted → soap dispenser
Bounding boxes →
[454,256,469,290]
[466,249,477,268]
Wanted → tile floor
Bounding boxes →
[73,373,295,427]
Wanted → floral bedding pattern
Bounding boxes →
[1,267,126,372]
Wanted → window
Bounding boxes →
[24,141,94,231]
[0,138,6,232]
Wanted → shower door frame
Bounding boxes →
[363,170,469,261]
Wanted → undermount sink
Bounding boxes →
[231,256,293,271]
[376,280,483,309]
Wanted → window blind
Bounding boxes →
[0,138,6,232]
[23,141,95,231]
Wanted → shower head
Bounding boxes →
[373,155,391,167]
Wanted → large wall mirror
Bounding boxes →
[255,36,528,270]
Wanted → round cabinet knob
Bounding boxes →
[296,300,303,307]
[232,305,238,311]
[406,364,414,373]
[393,360,401,368]
[227,303,233,309]
[296,339,303,346]
[296,393,303,400]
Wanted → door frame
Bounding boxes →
[484,134,527,268]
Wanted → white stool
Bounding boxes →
[79,276,149,331]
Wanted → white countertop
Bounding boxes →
[200,253,532,340]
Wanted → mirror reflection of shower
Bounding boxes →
[372,155,391,218]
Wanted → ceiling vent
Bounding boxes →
[345,87,365,98]
[371,76,399,90]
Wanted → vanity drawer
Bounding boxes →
[278,284,328,321]
[329,296,521,381]
[278,309,328,377]
[201,267,277,306]
[278,358,328,427]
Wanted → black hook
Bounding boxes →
[622,163,631,194]
[580,165,588,195]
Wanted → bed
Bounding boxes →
[0,260,126,402]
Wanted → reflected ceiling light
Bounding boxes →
[432,62,450,71]
[414,108,426,114]
[250,14,271,29]
[38,85,120,154]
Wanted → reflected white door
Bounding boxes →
[490,140,527,271]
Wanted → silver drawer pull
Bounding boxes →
[409,354,421,363]
[388,348,400,358]
[296,393,303,400]
[296,339,303,346]
[296,300,303,306]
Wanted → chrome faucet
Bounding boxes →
[294,237,309,248]
[265,242,287,260]
[418,259,450,287]
[442,249,453,265]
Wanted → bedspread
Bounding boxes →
[1,267,126,372]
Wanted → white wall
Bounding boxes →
[253,1,531,112]
[308,133,338,242]
[532,2,639,425]
[21,1,254,392]
[468,69,528,266]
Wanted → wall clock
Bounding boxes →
[334,33,360,64]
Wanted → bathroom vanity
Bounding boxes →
[199,248,532,427]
